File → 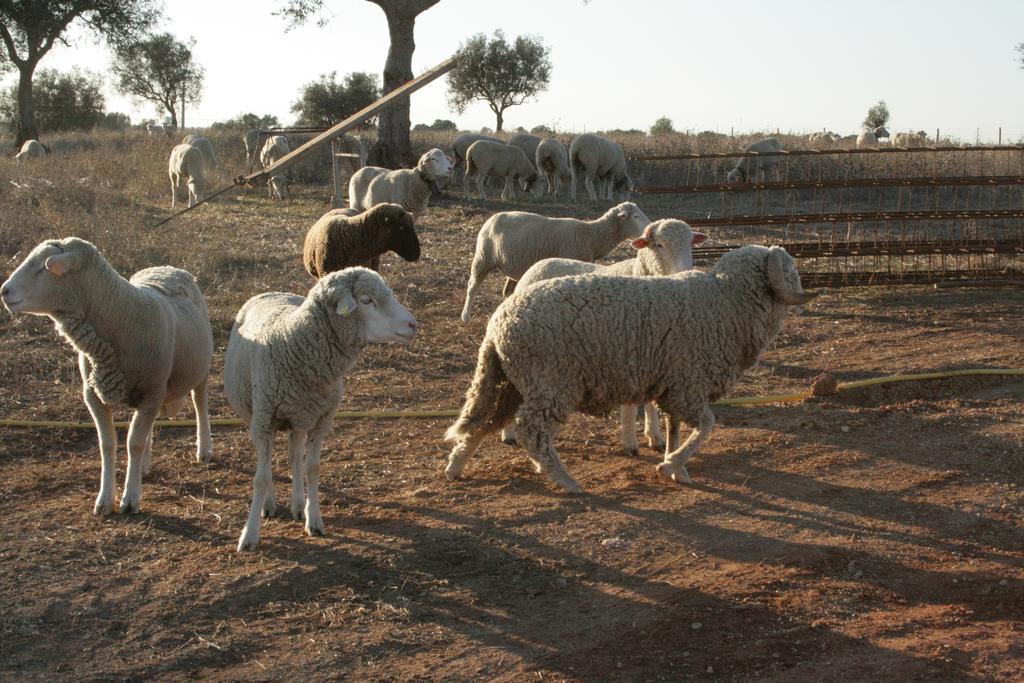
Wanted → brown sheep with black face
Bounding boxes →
[302,203,420,278]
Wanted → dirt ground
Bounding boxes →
[1,187,1022,681]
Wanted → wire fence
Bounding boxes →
[634,146,1024,286]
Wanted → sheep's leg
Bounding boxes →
[502,278,517,297]
[460,260,490,324]
[445,429,491,481]
[169,176,177,209]
[238,431,273,552]
[501,177,512,201]
[119,406,158,514]
[644,403,666,451]
[303,429,329,537]
[500,424,517,444]
[584,173,598,202]
[516,410,582,493]
[619,404,640,456]
[141,430,153,477]
[192,381,213,464]
[83,386,118,516]
[569,165,578,201]
[475,173,488,200]
[288,429,308,521]
[656,405,715,485]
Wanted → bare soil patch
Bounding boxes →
[1,183,1022,681]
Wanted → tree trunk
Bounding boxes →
[164,103,178,129]
[15,63,39,146]
[495,110,503,133]
[367,0,438,168]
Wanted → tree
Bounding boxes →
[649,116,674,136]
[863,100,890,130]
[446,30,552,133]
[97,112,131,131]
[1017,42,1024,68]
[530,124,555,135]
[0,1,159,145]
[211,112,281,132]
[112,33,203,129]
[277,0,440,168]
[291,71,380,127]
[0,68,105,133]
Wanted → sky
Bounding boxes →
[16,0,1024,142]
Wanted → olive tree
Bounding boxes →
[863,100,890,130]
[112,33,204,129]
[0,0,159,144]
[291,71,380,127]
[446,30,552,133]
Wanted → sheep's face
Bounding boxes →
[420,148,453,180]
[726,167,744,183]
[377,205,420,262]
[188,177,205,203]
[614,202,651,237]
[612,173,633,195]
[764,246,817,309]
[631,220,708,273]
[522,172,539,194]
[1,239,86,317]
[329,269,418,345]
[873,126,890,139]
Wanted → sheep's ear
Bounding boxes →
[44,252,80,276]
[630,237,651,250]
[692,232,709,245]
[335,291,357,317]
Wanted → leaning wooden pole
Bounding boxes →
[235,56,455,189]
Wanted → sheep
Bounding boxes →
[1,237,214,514]
[182,134,219,170]
[459,201,651,323]
[146,123,164,137]
[806,131,840,148]
[243,129,261,167]
[508,219,709,454]
[856,126,890,149]
[568,133,632,202]
[891,131,928,148]
[347,148,453,217]
[535,138,569,196]
[452,133,504,186]
[726,137,784,183]
[464,140,539,201]
[303,203,420,277]
[444,244,817,493]
[507,133,543,170]
[224,267,418,551]
[168,143,206,208]
[260,134,291,200]
[15,139,47,161]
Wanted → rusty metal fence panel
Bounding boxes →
[631,146,1024,286]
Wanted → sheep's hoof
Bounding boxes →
[195,449,213,464]
[118,497,140,514]
[624,446,640,457]
[305,518,325,537]
[262,499,277,518]
[656,462,692,485]
[460,311,471,324]
[237,529,260,552]
[290,502,304,521]
[561,481,584,495]
[501,435,517,445]
[443,464,462,482]
[647,436,666,451]
[93,495,113,516]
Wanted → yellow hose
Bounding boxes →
[0,368,1020,430]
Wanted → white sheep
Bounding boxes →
[182,134,219,170]
[806,131,840,147]
[147,123,164,137]
[459,201,651,323]
[260,134,291,200]
[1,237,214,514]
[347,148,453,217]
[224,267,418,551]
[15,139,47,161]
[243,129,261,167]
[507,133,542,170]
[168,143,206,208]
[856,126,890,149]
[452,133,504,187]
[535,138,569,196]
[568,133,632,202]
[509,219,709,453]
[463,140,539,200]
[726,137,784,183]
[444,245,817,493]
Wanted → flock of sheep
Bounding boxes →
[2,126,820,552]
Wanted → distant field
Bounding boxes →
[0,130,1021,681]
